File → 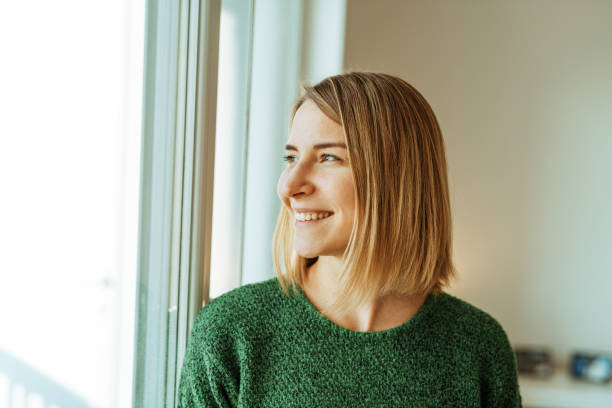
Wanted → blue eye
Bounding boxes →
[322,154,340,162]
[282,154,341,164]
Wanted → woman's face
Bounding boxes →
[277,100,356,259]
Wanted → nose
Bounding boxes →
[278,161,315,199]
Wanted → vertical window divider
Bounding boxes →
[237,0,256,288]
[133,1,220,407]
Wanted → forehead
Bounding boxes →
[288,100,344,145]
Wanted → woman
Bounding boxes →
[178,72,522,407]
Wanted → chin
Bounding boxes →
[293,245,321,259]
[294,250,320,259]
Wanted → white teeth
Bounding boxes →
[295,212,331,221]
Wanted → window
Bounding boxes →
[0,1,144,407]
[0,1,346,406]
[210,0,347,292]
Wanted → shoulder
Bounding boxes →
[190,277,287,344]
[180,280,285,406]
[428,292,515,361]
[433,292,509,338]
[432,292,519,379]
[431,294,522,405]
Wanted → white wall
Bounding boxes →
[242,0,304,285]
[300,0,346,85]
[344,0,612,366]
[240,0,347,286]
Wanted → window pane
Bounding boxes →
[209,0,253,298]
[0,1,144,407]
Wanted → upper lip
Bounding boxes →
[292,208,333,214]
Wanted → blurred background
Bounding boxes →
[0,1,143,407]
[341,2,612,406]
[0,0,610,407]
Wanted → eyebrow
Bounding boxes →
[284,142,347,151]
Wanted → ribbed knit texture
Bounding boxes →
[177,277,522,407]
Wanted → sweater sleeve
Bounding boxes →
[176,306,238,408]
[479,319,523,408]
[176,345,234,408]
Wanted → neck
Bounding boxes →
[301,257,428,332]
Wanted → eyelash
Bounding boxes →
[282,154,340,164]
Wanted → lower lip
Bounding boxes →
[295,214,333,226]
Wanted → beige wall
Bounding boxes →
[344,0,612,365]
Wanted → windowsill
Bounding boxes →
[519,370,612,408]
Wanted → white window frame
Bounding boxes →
[131,0,346,406]
[132,1,220,407]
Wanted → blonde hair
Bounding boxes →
[273,72,456,316]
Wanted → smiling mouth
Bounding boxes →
[294,212,333,224]
[295,217,331,226]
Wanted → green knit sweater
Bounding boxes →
[177,277,522,407]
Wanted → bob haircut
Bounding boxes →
[273,72,456,316]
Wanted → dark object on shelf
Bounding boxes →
[514,346,553,378]
[570,351,612,384]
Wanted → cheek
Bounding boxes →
[339,177,356,213]
[276,175,283,198]
[277,173,290,206]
